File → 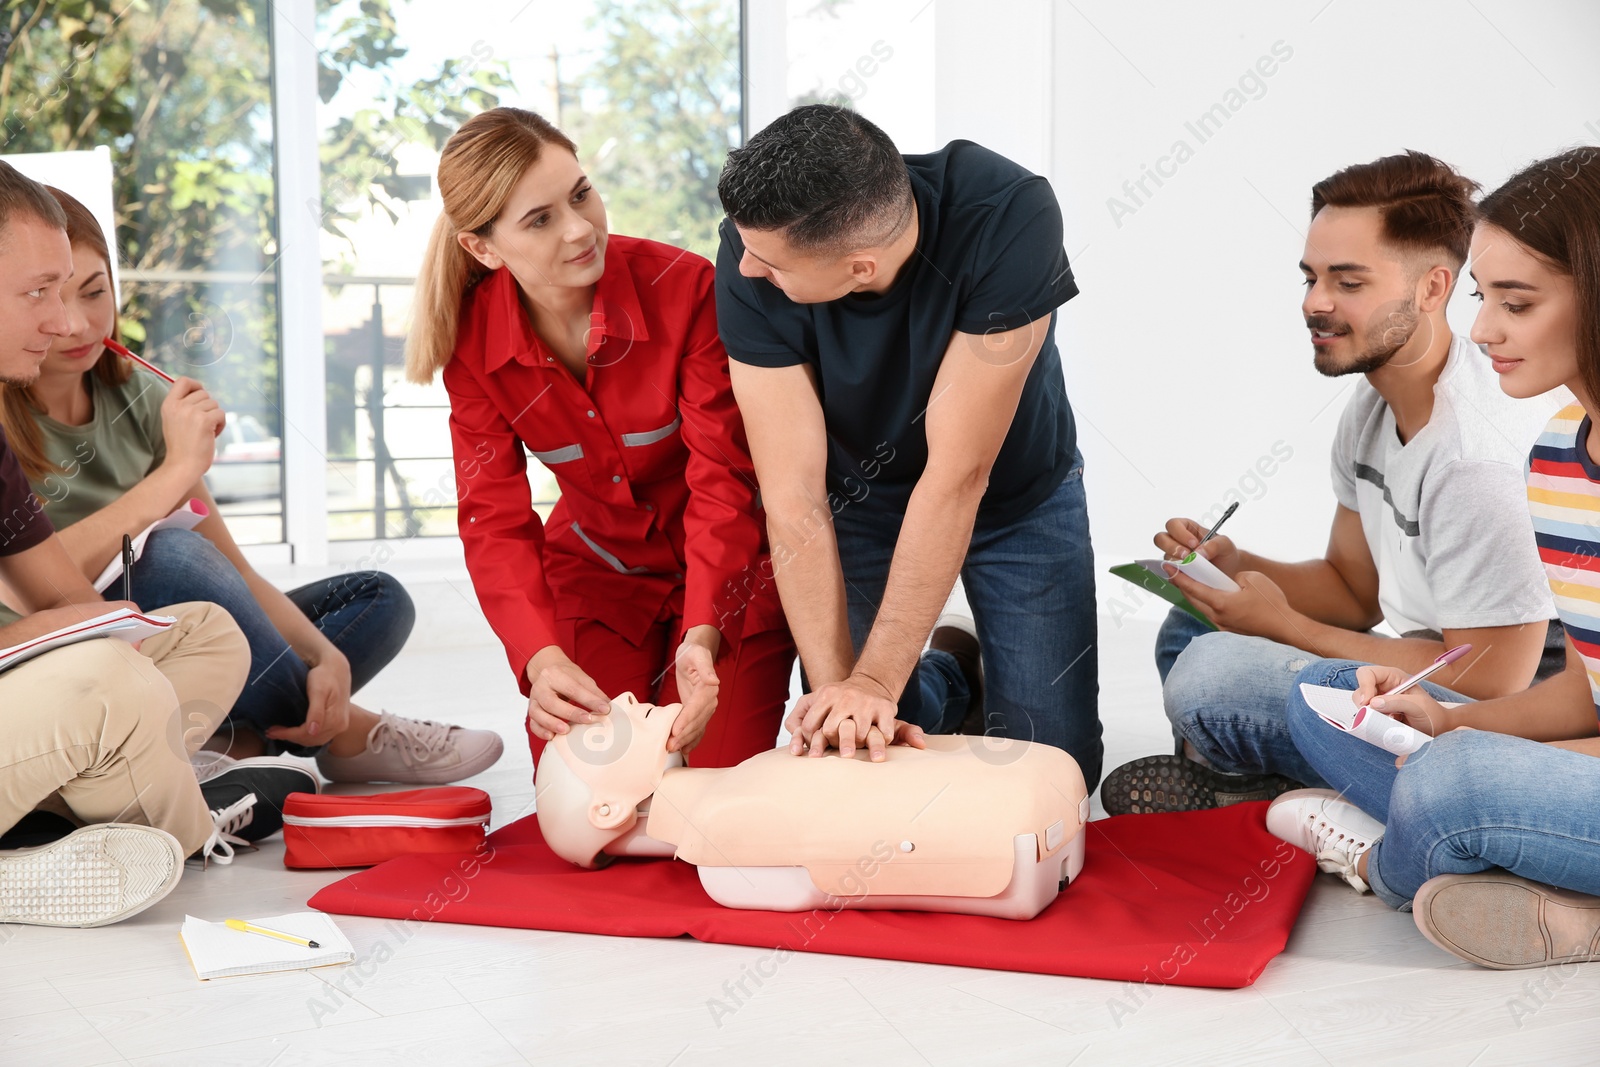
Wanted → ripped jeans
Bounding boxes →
[1156,607,1329,785]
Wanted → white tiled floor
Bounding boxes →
[4,555,1598,1066]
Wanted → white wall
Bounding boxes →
[1034,0,1600,623]
[746,0,1600,621]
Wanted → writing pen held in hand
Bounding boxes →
[1181,501,1240,563]
[1380,644,1473,699]
[1353,644,1472,729]
[121,533,133,603]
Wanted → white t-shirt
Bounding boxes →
[1330,333,1560,637]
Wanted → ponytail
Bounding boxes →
[405,212,489,383]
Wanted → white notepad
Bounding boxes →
[92,498,208,592]
[180,912,354,980]
[1298,683,1463,757]
[0,608,175,674]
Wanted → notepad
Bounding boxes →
[1108,554,1239,629]
[1298,683,1463,757]
[92,499,209,592]
[0,608,175,674]
[179,912,354,980]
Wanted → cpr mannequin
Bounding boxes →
[535,693,1089,920]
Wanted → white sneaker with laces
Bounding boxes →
[1266,788,1384,893]
[314,712,504,785]
[192,792,259,868]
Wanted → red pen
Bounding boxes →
[102,337,175,384]
[1353,644,1472,727]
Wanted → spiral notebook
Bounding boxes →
[179,912,354,980]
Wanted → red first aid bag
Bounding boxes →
[281,787,491,869]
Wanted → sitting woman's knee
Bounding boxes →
[371,571,416,632]
[141,526,220,564]
[1388,729,1508,823]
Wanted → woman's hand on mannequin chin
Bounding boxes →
[669,626,723,755]
[525,645,612,742]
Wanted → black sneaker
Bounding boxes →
[0,811,77,850]
[931,612,985,735]
[195,753,319,844]
[1100,754,1302,816]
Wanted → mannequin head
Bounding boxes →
[535,692,682,867]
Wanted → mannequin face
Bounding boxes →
[535,694,683,866]
[562,693,678,786]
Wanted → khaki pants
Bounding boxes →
[0,601,248,856]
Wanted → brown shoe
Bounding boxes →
[930,612,984,734]
[1413,870,1600,970]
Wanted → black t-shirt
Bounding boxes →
[715,139,1079,527]
[0,424,52,557]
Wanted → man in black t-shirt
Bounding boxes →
[715,105,1102,788]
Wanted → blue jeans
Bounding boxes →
[830,457,1103,790]
[1286,661,1600,909]
[130,528,415,755]
[1158,607,1328,784]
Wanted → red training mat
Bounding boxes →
[308,801,1315,988]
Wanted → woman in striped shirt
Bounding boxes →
[1270,147,1600,970]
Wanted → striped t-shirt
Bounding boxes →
[1528,403,1600,717]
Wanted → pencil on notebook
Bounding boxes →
[102,337,176,383]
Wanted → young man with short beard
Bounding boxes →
[1103,151,1564,814]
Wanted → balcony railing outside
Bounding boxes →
[121,269,560,544]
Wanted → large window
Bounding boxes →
[2,0,285,544]
[1,0,742,553]
[314,0,742,542]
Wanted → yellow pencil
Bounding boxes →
[224,918,320,949]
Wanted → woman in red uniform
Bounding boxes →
[406,107,793,767]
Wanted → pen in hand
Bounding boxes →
[1180,501,1240,563]
[1379,644,1472,699]
[121,534,134,603]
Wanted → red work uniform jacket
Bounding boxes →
[444,235,786,694]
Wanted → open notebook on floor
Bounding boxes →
[179,912,354,980]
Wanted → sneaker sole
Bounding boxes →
[1101,754,1302,816]
[317,733,506,786]
[1414,870,1600,970]
[0,824,183,928]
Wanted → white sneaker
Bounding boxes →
[0,823,184,927]
[191,793,259,868]
[1266,788,1384,893]
[314,712,504,785]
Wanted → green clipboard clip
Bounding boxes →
[1108,561,1217,630]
